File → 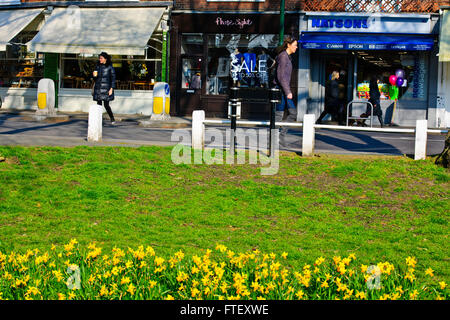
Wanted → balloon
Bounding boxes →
[395,69,405,79]
[389,75,398,86]
[396,77,404,87]
[389,85,399,100]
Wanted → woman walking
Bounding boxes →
[316,71,341,124]
[273,36,298,145]
[92,52,116,124]
[364,75,383,127]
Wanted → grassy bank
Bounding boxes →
[0,146,448,285]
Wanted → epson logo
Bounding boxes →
[348,44,364,49]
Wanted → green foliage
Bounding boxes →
[0,146,448,286]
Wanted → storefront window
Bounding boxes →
[356,51,428,102]
[181,57,202,89]
[61,36,163,90]
[207,34,279,95]
[0,46,44,88]
[181,34,203,55]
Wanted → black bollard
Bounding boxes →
[229,86,240,159]
[269,87,280,157]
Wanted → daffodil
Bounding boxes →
[295,290,305,299]
[409,290,419,300]
[314,257,325,266]
[355,291,366,299]
[127,283,136,295]
[405,256,417,268]
[120,277,131,285]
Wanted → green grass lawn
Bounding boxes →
[0,146,448,283]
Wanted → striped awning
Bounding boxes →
[0,9,43,51]
[27,7,165,55]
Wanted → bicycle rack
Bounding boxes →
[346,100,373,128]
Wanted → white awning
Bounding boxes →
[27,7,165,55]
[440,10,450,62]
[0,9,43,51]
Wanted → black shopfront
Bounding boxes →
[169,12,299,118]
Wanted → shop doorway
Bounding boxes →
[310,51,354,121]
[178,55,203,116]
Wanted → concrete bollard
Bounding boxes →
[414,119,428,160]
[192,110,205,150]
[87,104,103,142]
[302,114,316,157]
[35,78,56,120]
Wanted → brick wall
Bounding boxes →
[18,0,450,11]
[20,0,169,3]
[173,0,301,11]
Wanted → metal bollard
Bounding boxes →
[269,87,281,157]
[229,86,240,158]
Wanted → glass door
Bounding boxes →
[179,55,203,116]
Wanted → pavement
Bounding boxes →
[0,108,447,157]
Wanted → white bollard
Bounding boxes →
[302,114,316,157]
[192,110,205,150]
[87,104,103,142]
[414,119,428,160]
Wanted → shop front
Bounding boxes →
[438,7,450,128]
[16,3,171,115]
[170,12,299,119]
[298,12,440,127]
[0,8,46,109]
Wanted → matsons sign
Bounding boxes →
[306,13,433,34]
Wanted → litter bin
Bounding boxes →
[151,82,170,120]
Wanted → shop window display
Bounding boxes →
[206,34,279,95]
[0,37,44,88]
[182,57,202,90]
[61,37,163,91]
[356,51,428,102]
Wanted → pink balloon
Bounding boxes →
[389,75,398,86]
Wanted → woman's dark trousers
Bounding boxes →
[97,100,115,122]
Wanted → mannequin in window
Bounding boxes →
[183,60,191,88]
[258,49,275,88]
[230,48,243,86]
[243,49,257,87]
[190,72,201,90]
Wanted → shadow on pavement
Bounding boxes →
[0,119,86,135]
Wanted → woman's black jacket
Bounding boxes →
[92,63,116,101]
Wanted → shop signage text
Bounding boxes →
[307,14,432,34]
[301,42,433,51]
[215,17,253,29]
[311,18,369,30]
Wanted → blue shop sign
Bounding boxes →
[300,34,435,51]
[306,13,433,34]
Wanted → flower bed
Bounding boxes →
[0,240,447,300]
